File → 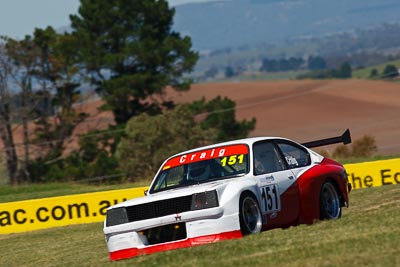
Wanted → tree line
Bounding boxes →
[0,0,256,185]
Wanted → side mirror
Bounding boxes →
[144,189,148,196]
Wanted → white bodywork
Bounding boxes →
[104,137,324,258]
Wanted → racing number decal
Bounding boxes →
[220,154,244,166]
[260,184,281,213]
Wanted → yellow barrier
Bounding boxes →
[344,158,400,189]
[1,158,399,235]
[0,187,147,235]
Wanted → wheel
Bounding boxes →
[320,180,342,220]
[239,193,262,235]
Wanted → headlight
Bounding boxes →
[106,207,128,227]
[191,190,219,210]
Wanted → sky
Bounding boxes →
[0,0,217,39]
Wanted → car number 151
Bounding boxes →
[260,184,281,213]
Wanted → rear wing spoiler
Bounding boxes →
[301,129,352,148]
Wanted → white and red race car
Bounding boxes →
[104,130,352,260]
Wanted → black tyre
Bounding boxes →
[239,193,262,235]
[320,180,342,220]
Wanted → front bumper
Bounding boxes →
[104,209,241,260]
[109,230,242,260]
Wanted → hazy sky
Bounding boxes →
[0,0,218,39]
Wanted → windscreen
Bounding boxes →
[150,144,249,193]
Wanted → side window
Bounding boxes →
[253,142,285,175]
[277,142,310,168]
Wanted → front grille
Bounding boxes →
[143,223,187,245]
[126,195,193,222]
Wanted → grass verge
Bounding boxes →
[0,182,150,203]
[0,185,398,267]
[338,154,400,164]
[352,59,400,79]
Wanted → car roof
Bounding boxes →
[168,136,295,159]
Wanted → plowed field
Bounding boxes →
[5,79,399,156]
[166,79,400,155]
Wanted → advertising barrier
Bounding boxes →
[1,158,399,235]
[0,187,147,235]
[344,158,400,189]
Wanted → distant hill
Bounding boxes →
[174,0,400,51]
[54,1,400,80]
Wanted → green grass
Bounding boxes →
[0,185,399,267]
[338,154,400,164]
[352,59,400,79]
[0,182,150,203]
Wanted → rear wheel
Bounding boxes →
[320,180,341,220]
[239,193,262,235]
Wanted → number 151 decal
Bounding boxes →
[260,184,281,213]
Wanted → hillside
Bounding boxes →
[2,80,399,159]
[166,79,400,155]
[174,0,400,79]
[174,0,400,51]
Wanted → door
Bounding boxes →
[253,141,300,229]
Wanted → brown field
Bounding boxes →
[2,79,400,157]
[166,79,400,155]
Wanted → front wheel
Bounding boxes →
[320,180,342,220]
[239,193,262,235]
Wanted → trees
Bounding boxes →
[0,28,87,184]
[225,66,235,78]
[307,56,327,70]
[1,34,48,184]
[60,0,200,182]
[0,36,43,183]
[297,61,352,79]
[332,135,377,159]
[116,105,217,180]
[189,96,256,142]
[260,57,304,72]
[335,62,352,78]
[70,0,198,123]
[0,44,19,184]
[117,97,256,181]
[0,0,256,184]
[32,27,86,158]
[369,68,379,78]
[382,64,399,78]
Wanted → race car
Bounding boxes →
[104,130,352,260]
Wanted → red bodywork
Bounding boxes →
[297,158,349,224]
[264,157,349,228]
[109,231,242,260]
[264,182,300,230]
